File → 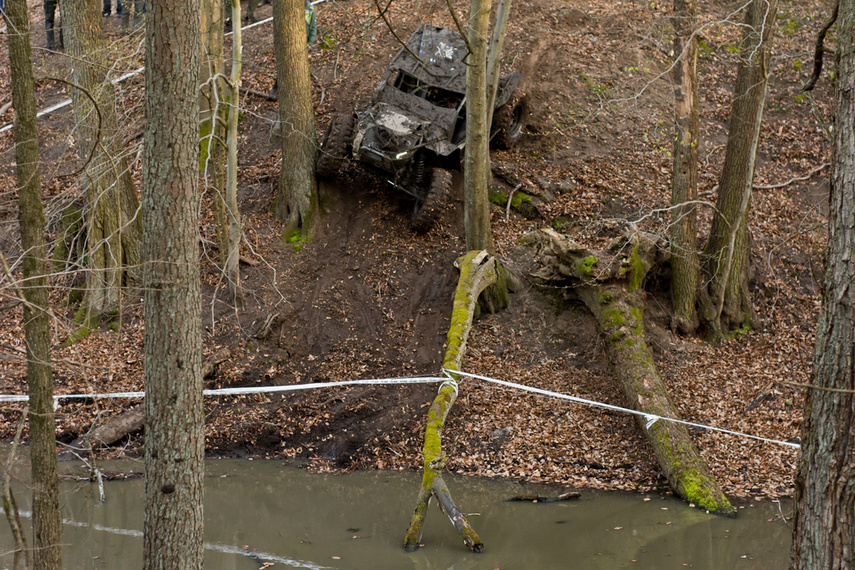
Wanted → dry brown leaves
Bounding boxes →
[0,0,835,501]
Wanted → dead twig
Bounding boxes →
[780,380,855,394]
[753,163,830,190]
[240,87,276,101]
[505,183,522,222]
[802,0,838,92]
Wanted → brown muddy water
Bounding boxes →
[1,458,791,569]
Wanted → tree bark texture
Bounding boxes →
[142,0,205,568]
[404,251,500,553]
[63,0,141,322]
[791,1,855,565]
[670,0,700,335]
[702,0,777,340]
[199,0,226,127]
[5,0,63,566]
[199,0,230,270]
[225,0,244,304]
[199,0,229,267]
[485,0,512,133]
[272,0,318,237]
[538,229,735,515]
[464,0,496,254]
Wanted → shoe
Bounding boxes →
[102,10,110,16]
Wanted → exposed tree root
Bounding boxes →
[536,229,735,516]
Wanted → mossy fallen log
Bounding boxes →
[536,228,735,516]
[488,186,540,219]
[404,250,505,552]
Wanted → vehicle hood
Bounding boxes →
[353,103,459,158]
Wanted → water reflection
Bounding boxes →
[0,458,792,569]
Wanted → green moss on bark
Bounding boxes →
[627,243,648,292]
[577,255,598,277]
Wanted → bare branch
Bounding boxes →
[39,76,103,181]
[802,0,838,92]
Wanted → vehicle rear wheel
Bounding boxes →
[491,92,529,150]
[316,114,355,178]
[410,168,452,233]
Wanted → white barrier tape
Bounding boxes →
[0,66,149,136]
[1,367,800,449]
[112,66,146,85]
[445,368,801,449]
[203,376,445,396]
[0,98,72,134]
[644,414,660,430]
[17,510,330,569]
[1,0,328,134]
[438,378,459,398]
[0,376,446,406]
[224,16,272,37]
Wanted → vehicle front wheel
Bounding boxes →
[316,113,355,178]
[491,92,529,150]
[410,168,452,233]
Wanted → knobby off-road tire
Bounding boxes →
[410,168,452,233]
[316,113,355,178]
[491,92,529,150]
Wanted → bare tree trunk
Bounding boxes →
[485,0,512,129]
[792,1,855,565]
[5,0,63,566]
[669,0,700,335]
[538,229,734,515]
[200,0,230,270]
[464,0,495,254]
[404,251,500,553]
[61,0,141,338]
[701,0,777,341]
[225,0,243,304]
[272,0,318,239]
[142,0,205,567]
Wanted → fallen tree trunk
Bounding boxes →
[60,348,231,458]
[536,228,735,515]
[404,250,505,552]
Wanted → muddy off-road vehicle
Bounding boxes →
[316,24,529,231]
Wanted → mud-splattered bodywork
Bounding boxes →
[352,25,519,199]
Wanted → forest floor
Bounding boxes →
[0,0,834,503]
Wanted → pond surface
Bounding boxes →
[1,458,792,569]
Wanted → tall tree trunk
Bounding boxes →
[464,0,495,254]
[791,1,855,566]
[669,0,700,335]
[225,0,243,304]
[62,0,141,337]
[485,0,512,131]
[701,0,777,342]
[5,0,63,566]
[142,0,205,568]
[199,0,230,271]
[272,0,318,239]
